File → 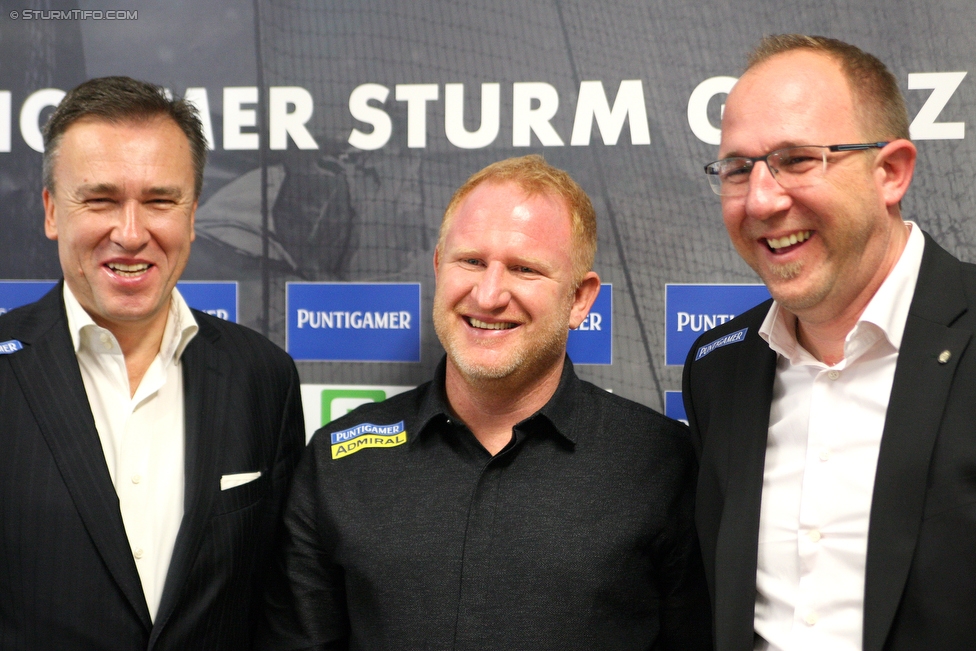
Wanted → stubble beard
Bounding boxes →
[768,259,802,281]
[762,258,828,313]
[433,304,570,388]
[762,211,879,314]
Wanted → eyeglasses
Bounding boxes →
[703,142,889,196]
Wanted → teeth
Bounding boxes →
[469,317,516,330]
[108,262,150,277]
[767,231,811,250]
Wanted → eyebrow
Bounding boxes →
[74,183,187,200]
[452,247,555,273]
[75,182,120,197]
[720,141,807,159]
[143,186,186,200]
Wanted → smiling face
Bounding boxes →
[719,49,907,324]
[433,180,598,388]
[43,116,197,339]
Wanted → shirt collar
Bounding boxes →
[858,221,924,350]
[63,283,199,364]
[759,221,925,360]
[413,355,580,446]
[411,357,453,438]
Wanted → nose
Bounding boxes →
[113,200,151,251]
[470,261,511,310]
[743,160,792,220]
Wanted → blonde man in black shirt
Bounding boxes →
[261,155,710,651]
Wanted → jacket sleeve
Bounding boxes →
[257,438,350,651]
[654,421,713,651]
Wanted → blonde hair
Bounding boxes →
[438,155,597,283]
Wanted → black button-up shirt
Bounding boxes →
[261,358,711,650]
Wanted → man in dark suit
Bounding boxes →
[0,76,305,650]
[684,35,976,650]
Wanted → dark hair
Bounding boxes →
[42,76,207,197]
[746,34,909,141]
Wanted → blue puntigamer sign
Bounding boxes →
[0,281,56,316]
[176,281,238,322]
[287,282,421,362]
[665,284,770,366]
[567,283,612,365]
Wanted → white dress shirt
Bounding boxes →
[64,284,198,621]
[753,223,924,651]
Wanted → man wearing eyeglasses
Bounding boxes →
[684,35,976,651]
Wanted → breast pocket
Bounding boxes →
[212,470,270,516]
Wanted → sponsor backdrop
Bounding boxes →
[1,1,973,425]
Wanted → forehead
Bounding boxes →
[442,181,576,275]
[446,180,573,246]
[55,116,193,179]
[720,50,861,156]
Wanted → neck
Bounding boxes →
[444,357,565,456]
[101,308,170,398]
[794,221,911,365]
[794,317,848,366]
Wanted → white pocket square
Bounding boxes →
[220,471,262,490]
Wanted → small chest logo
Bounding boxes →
[0,340,24,355]
[695,328,748,361]
[331,421,407,459]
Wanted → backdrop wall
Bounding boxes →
[2,0,973,427]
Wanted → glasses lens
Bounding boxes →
[767,147,826,188]
[704,164,723,195]
[705,159,751,196]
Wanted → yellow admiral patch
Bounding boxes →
[331,421,407,459]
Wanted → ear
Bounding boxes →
[189,200,197,242]
[432,246,441,281]
[42,188,58,241]
[875,139,916,208]
[568,271,601,330]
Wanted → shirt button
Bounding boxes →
[804,611,819,626]
[827,370,840,380]
[808,529,822,543]
[133,547,144,559]
[131,474,142,484]
[819,448,831,461]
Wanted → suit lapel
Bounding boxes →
[151,321,229,641]
[862,236,971,651]
[714,316,778,651]
[8,286,152,629]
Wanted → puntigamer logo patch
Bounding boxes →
[331,421,407,459]
[695,328,748,361]
[0,339,24,355]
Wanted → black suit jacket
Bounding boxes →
[0,284,306,650]
[683,233,976,651]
